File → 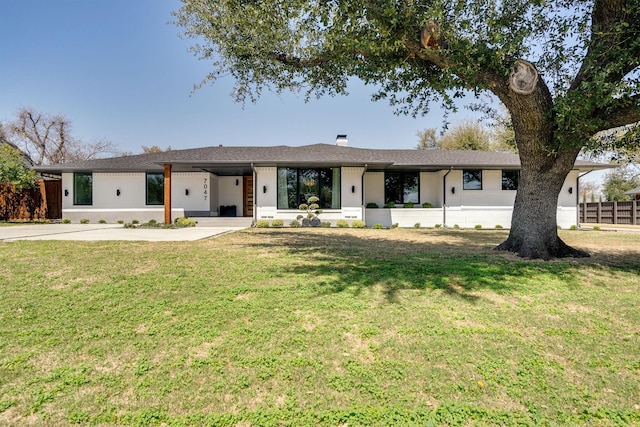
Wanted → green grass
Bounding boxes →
[0,229,639,426]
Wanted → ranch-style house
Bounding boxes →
[36,136,610,228]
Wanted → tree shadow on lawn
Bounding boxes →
[245,229,640,304]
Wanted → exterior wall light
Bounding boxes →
[351,185,356,193]
[568,187,573,194]
[64,189,69,197]
[116,189,121,196]
[185,189,190,196]
[451,186,456,194]
[236,179,239,186]
[263,185,267,194]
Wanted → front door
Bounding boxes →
[243,176,254,217]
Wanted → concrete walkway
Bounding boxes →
[0,224,246,242]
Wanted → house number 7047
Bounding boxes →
[203,178,208,201]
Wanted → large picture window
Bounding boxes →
[277,168,340,209]
[73,172,92,205]
[385,172,419,204]
[502,170,519,190]
[146,172,164,205]
[463,170,483,190]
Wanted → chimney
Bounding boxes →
[336,134,348,146]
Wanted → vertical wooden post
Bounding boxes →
[164,164,172,225]
[633,200,637,225]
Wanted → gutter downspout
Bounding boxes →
[443,167,453,228]
[361,164,368,224]
[251,163,256,226]
[577,169,594,227]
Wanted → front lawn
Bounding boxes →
[0,229,638,425]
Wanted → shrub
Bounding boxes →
[475,224,482,229]
[148,219,158,226]
[271,219,284,228]
[373,223,385,229]
[414,223,421,228]
[495,224,504,229]
[453,224,460,229]
[320,221,331,228]
[351,220,366,228]
[117,220,124,224]
[175,217,197,227]
[124,222,137,229]
[80,219,90,224]
[434,224,441,229]
[403,202,414,208]
[132,219,140,225]
[255,220,270,228]
[391,223,399,228]
[289,220,300,227]
[384,202,396,208]
[366,202,379,208]
[98,219,107,224]
[593,226,601,231]
[569,224,578,230]
[422,202,433,208]
[62,219,71,224]
[336,219,349,228]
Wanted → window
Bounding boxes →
[502,170,519,190]
[73,172,92,205]
[385,172,419,204]
[146,172,164,205]
[463,170,482,190]
[277,168,341,209]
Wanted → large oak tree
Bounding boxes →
[174,0,640,259]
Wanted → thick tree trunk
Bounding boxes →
[495,150,589,260]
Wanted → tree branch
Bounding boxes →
[593,93,640,132]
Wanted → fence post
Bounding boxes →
[596,202,601,223]
[634,200,637,225]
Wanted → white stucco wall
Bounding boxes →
[218,176,244,216]
[61,171,211,223]
[364,172,385,207]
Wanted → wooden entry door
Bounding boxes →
[243,176,254,217]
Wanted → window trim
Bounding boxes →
[384,171,420,205]
[73,172,93,206]
[501,170,519,191]
[276,167,341,209]
[146,172,164,206]
[462,169,483,191]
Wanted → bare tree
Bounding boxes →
[6,107,119,165]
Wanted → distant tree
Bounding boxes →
[5,107,119,165]
[602,166,640,201]
[416,128,437,150]
[141,145,172,153]
[579,180,600,204]
[417,120,516,151]
[0,143,38,191]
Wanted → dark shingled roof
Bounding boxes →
[35,143,610,175]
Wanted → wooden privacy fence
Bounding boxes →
[579,201,639,225]
[0,180,61,221]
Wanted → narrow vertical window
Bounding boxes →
[146,172,164,205]
[73,172,92,205]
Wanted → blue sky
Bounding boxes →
[0,0,484,154]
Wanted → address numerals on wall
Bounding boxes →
[203,178,208,201]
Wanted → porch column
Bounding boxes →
[164,164,172,224]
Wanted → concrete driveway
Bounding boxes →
[0,224,245,242]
